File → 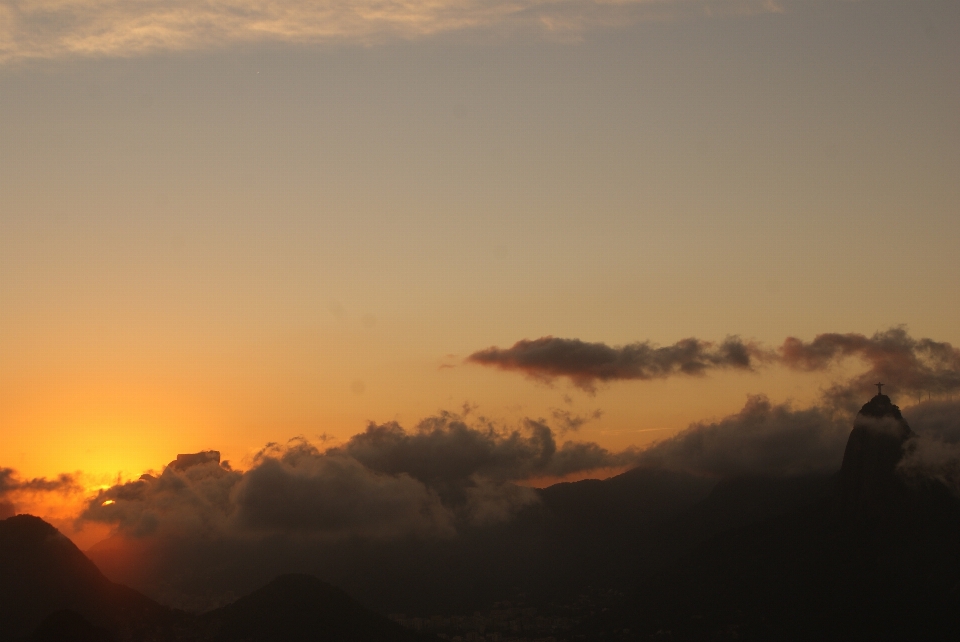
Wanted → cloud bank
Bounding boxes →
[9,373,955,611]
[899,399,960,497]
[780,327,960,409]
[1,1,788,62]
[470,328,960,401]
[636,395,850,477]
[68,394,869,610]
[79,412,632,540]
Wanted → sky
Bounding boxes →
[1,0,960,543]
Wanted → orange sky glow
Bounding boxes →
[2,0,959,550]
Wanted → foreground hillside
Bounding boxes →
[0,515,432,642]
[622,394,960,641]
[0,514,174,641]
[7,393,959,641]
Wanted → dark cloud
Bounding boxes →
[904,398,960,444]
[333,414,632,517]
[468,336,771,392]
[0,468,80,522]
[73,389,960,612]
[0,468,17,495]
[80,442,451,540]
[75,395,868,613]
[81,413,629,540]
[77,417,627,610]
[79,454,242,538]
[0,468,79,495]
[898,398,960,496]
[635,395,850,478]
[0,468,80,518]
[77,331,959,542]
[468,328,960,405]
[899,438,960,498]
[338,413,624,488]
[235,441,454,538]
[779,327,960,408]
[550,408,604,433]
[633,389,960,491]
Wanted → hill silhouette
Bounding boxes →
[83,467,723,614]
[85,466,840,616]
[198,574,430,642]
[0,514,172,641]
[0,515,436,641]
[624,394,960,641]
[9,393,960,640]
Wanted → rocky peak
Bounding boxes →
[839,393,916,522]
[168,451,220,471]
[854,393,909,424]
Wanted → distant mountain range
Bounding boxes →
[0,515,432,641]
[4,393,959,641]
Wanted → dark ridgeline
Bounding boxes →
[197,574,428,642]
[5,390,960,641]
[83,466,727,615]
[0,516,435,641]
[627,391,960,641]
[0,514,172,641]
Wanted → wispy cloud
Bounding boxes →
[0,467,80,519]
[1,1,791,62]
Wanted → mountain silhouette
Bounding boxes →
[840,393,917,522]
[85,466,838,617]
[84,467,723,615]
[197,574,430,642]
[0,514,172,641]
[626,394,960,641]
[1,515,436,641]
[10,393,960,641]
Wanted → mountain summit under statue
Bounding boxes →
[839,386,917,521]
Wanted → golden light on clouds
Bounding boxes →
[1,0,791,61]
[1,0,957,563]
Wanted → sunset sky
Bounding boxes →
[2,1,959,537]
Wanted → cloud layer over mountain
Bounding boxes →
[74,392,902,545]
[635,395,850,477]
[5,326,959,611]
[900,398,960,496]
[33,327,960,542]
[80,413,635,540]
